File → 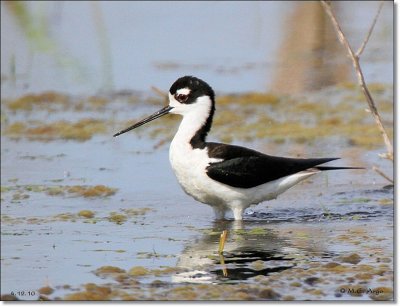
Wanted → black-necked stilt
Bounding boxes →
[114,76,361,220]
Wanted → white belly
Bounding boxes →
[169,142,228,206]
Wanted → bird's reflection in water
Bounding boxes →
[172,219,329,284]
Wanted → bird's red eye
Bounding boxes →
[175,93,188,103]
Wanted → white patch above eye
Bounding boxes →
[176,88,191,96]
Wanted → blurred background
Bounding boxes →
[1,1,393,98]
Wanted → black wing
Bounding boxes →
[205,142,339,188]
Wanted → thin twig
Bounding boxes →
[356,0,385,57]
[373,166,393,184]
[321,1,393,162]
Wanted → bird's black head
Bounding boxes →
[113,76,215,140]
[169,76,215,105]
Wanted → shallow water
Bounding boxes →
[1,85,393,300]
[0,84,394,301]
[1,101,394,300]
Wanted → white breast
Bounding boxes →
[169,140,219,204]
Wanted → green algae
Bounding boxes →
[234,227,267,236]
[1,184,117,199]
[107,212,127,225]
[38,286,54,295]
[77,210,95,219]
[378,198,393,206]
[6,91,70,111]
[64,283,113,300]
[66,185,117,198]
[338,253,362,265]
[2,84,393,148]
[3,91,141,112]
[128,266,150,276]
[121,207,152,216]
[1,206,153,226]
[4,119,107,141]
[94,266,126,277]
[369,287,393,301]
[218,92,280,105]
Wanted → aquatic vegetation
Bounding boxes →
[1,184,117,199]
[86,96,109,109]
[4,119,107,141]
[64,283,113,300]
[234,227,267,236]
[121,208,152,216]
[369,287,393,301]
[107,213,128,225]
[1,208,152,226]
[378,199,393,206]
[6,92,70,111]
[338,253,362,265]
[251,260,266,271]
[67,185,116,198]
[94,266,126,277]
[217,92,280,105]
[77,210,95,219]
[128,266,150,277]
[38,287,54,295]
[3,90,142,112]
[57,257,393,300]
[1,83,393,149]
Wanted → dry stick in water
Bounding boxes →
[320,1,393,164]
[218,230,228,254]
[373,166,394,184]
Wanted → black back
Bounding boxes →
[206,142,339,188]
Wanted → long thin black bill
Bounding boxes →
[113,105,173,137]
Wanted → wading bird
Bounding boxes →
[114,76,361,220]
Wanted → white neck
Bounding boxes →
[170,96,213,147]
